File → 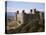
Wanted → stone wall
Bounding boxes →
[6,9,45,33]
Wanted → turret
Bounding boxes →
[16,10,19,14]
[22,10,25,14]
[34,8,36,13]
[30,9,32,14]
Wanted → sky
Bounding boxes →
[7,1,45,13]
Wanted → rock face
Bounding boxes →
[6,9,45,34]
[7,21,17,30]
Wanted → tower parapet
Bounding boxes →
[16,10,19,14]
[22,10,25,14]
[30,9,32,14]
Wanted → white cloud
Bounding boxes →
[7,7,44,14]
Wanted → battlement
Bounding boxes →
[16,9,37,14]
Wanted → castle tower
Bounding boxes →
[30,8,36,14]
[34,8,36,14]
[16,10,19,14]
[22,10,26,14]
[16,10,19,21]
[30,9,32,14]
[16,10,24,26]
[34,8,36,12]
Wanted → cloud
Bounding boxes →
[7,7,44,13]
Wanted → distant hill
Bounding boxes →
[6,12,16,17]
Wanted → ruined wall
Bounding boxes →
[16,10,24,27]
[13,9,44,33]
[7,9,44,33]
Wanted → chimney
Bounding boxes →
[17,10,19,14]
[30,9,32,14]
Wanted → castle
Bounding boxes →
[6,9,44,33]
[14,9,44,32]
[16,9,44,27]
